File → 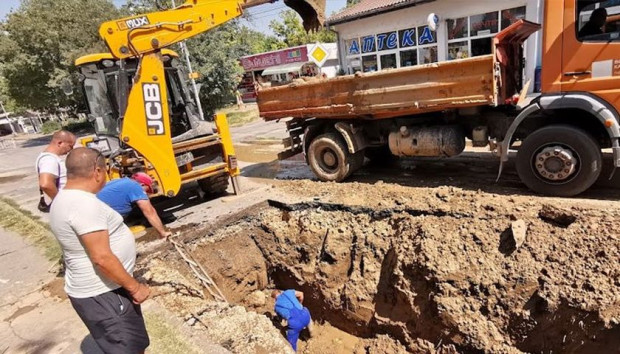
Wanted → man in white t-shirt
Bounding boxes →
[36,130,76,204]
[50,147,150,353]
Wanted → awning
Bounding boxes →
[261,62,308,76]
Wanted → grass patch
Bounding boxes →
[144,313,200,354]
[0,197,61,262]
[217,104,260,127]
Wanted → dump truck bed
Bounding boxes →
[257,54,495,121]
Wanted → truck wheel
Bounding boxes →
[198,174,229,197]
[308,133,362,181]
[516,125,601,197]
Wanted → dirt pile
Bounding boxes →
[183,192,619,353]
[137,182,620,353]
[137,251,293,354]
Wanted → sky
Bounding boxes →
[0,0,348,35]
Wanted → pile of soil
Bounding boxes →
[139,183,620,353]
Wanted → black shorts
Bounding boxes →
[69,288,149,353]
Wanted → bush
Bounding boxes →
[41,120,62,134]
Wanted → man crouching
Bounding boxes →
[272,289,312,352]
[49,147,150,353]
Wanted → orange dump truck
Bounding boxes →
[258,0,620,197]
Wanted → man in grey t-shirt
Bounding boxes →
[50,147,150,353]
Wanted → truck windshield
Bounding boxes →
[83,77,118,136]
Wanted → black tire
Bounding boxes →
[197,174,229,197]
[308,132,362,182]
[516,125,602,197]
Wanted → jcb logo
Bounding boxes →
[117,16,150,31]
[143,83,165,136]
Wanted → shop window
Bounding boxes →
[361,35,376,53]
[447,17,468,40]
[577,1,620,42]
[448,7,518,61]
[418,47,438,64]
[501,6,526,30]
[380,53,397,69]
[417,25,437,45]
[470,11,499,36]
[347,57,362,74]
[448,41,469,60]
[398,28,416,48]
[362,55,378,72]
[471,37,493,56]
[400,49,417,67]
[377,31,399,51]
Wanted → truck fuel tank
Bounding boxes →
[389,125,466,157]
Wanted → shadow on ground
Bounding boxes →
[241,152,620,201]
[19,136,52,148]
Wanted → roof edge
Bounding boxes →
[327,0,435,27]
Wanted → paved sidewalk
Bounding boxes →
[0,228,99,354]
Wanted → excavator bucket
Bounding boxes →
[241,0,326,32]
[284,0,326,31]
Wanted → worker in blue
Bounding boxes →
[272,289,312,351]
[97,172,171,239]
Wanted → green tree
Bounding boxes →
[346,0,361,7]
[239,25,286,54]
[186,22,260,115]
[0,0,121,112]
[269,10,336,47]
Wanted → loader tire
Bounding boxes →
[308,132,363,182]
[198,174,230,197]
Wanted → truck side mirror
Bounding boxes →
[61,78,74,96]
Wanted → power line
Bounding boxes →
[247,5,286,16]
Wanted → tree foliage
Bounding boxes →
[0,0,331,115]
[0,0,122,112]
[186,22,263,115]
[269,10,336,47]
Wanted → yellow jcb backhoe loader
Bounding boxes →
[74,0,325,198]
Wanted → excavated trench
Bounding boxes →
[162,200,619,353]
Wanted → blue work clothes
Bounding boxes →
[97,178,148,217]
[274,289,311,352]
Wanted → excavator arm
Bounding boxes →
[99,0,325,59]
[96,0,325,197]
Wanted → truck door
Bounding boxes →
[561,0,620,105]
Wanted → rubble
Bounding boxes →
[538,204,577,227]
[137,182,620,354]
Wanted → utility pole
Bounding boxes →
[171,0,206,121]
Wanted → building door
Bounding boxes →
[561,0,620,105]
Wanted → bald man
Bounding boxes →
[50,147,150,353]
[36,130,76,209]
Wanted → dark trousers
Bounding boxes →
[69,288,149,353]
